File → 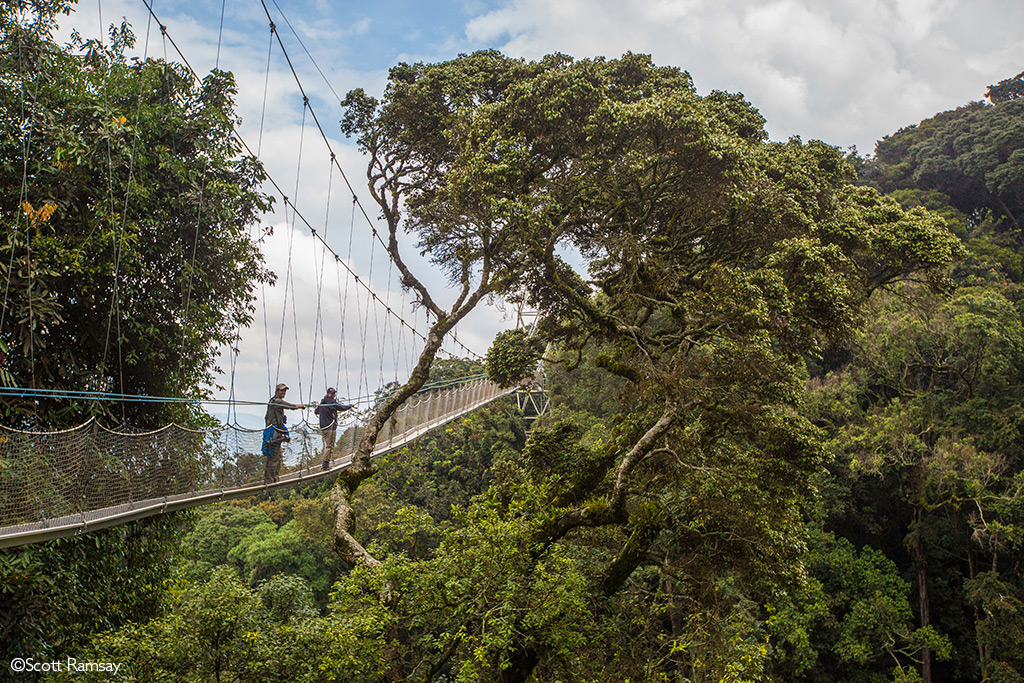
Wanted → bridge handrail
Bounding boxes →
[0,379,512,548]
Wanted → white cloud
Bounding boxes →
[893,0,957,40]
[462,0,1024,151]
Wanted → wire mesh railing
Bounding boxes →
[0,378,510,548]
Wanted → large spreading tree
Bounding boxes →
[862,74,1024,243]
[329,50,962,682]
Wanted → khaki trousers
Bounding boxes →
[321,427,337,464]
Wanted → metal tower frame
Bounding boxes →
[514,305,550,424]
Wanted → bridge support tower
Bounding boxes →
[514,305,550,426]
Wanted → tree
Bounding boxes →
[48,567,366,683]
[0,513,188,665]
[179,497,349,608]
[426,356,485,385]
[0,1,272,666]
[768,530,951,682]
[987,71,1024,104]
[806,284,1024,681]
[0,0,273,428]
[333,50,961,681]
[327,50,556,568]
[863,73,1024,241]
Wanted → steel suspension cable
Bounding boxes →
[0,372,488,406]
[289,257,304,402]
[135,0,478,359]
[338,197,356,402]
[256,21,273,157]
[98,1,133,420]
[215,0,227,69]
[267,0,343,105]
[255,23,274,394]
[21,71,37,395]
[358,216,376,399]
[376,264,392,385]
[254,0,482,359]
[113,0,160,417]
[181,165,207,339]
[386,260,401,385]
[354,258,370,405]
[307,157,335,397]
[288,100,310,403]
[274,197,296,388]
[137,4,430,352]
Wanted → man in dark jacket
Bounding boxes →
[263,383,306,484]
[315,387,354,471]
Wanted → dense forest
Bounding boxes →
[3,1,1024,681]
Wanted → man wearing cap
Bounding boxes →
[263,383,306,484]
[314,387,354,471]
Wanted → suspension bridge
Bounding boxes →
[0,2,550,547]
[0,379,513,548]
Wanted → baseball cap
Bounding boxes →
[276,383,289,391]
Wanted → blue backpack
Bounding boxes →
[262,425,289,456]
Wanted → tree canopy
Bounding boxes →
[0,0,272,427]
[0,0,273,666]
[864,86,1024,241]
[4,10,1001,677]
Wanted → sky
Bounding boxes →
[55,0,1024,423]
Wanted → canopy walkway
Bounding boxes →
[0,379,511,549]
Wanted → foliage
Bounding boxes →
[830,77,1024,683]
[180,498,347,607]
[862,75,1024,240]
[356,399,524,550]
[966,570,1024,680]
[0,0,272,427]
[330,475,596,683]
[180,504,272,572]
[330,49,961,682]
[770,530,952,682]
[44,566,379,683]
[0,513,189,664]
[426,356,485,385]
[987,71,1024,104]
[4,34,990,683]
[806,283,1024,681]
[0,4,272,673]
[485,328,542,388]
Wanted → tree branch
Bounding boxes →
[330,484,380,567]
[599,516,663,596]
[540,403,679,545]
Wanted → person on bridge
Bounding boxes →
[263,383,307,484]
[314,387,354,471]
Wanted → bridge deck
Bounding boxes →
[0,381,511,548]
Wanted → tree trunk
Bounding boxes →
[912,508,933,683]
[968,552,988,681]
[384,622,408,683]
